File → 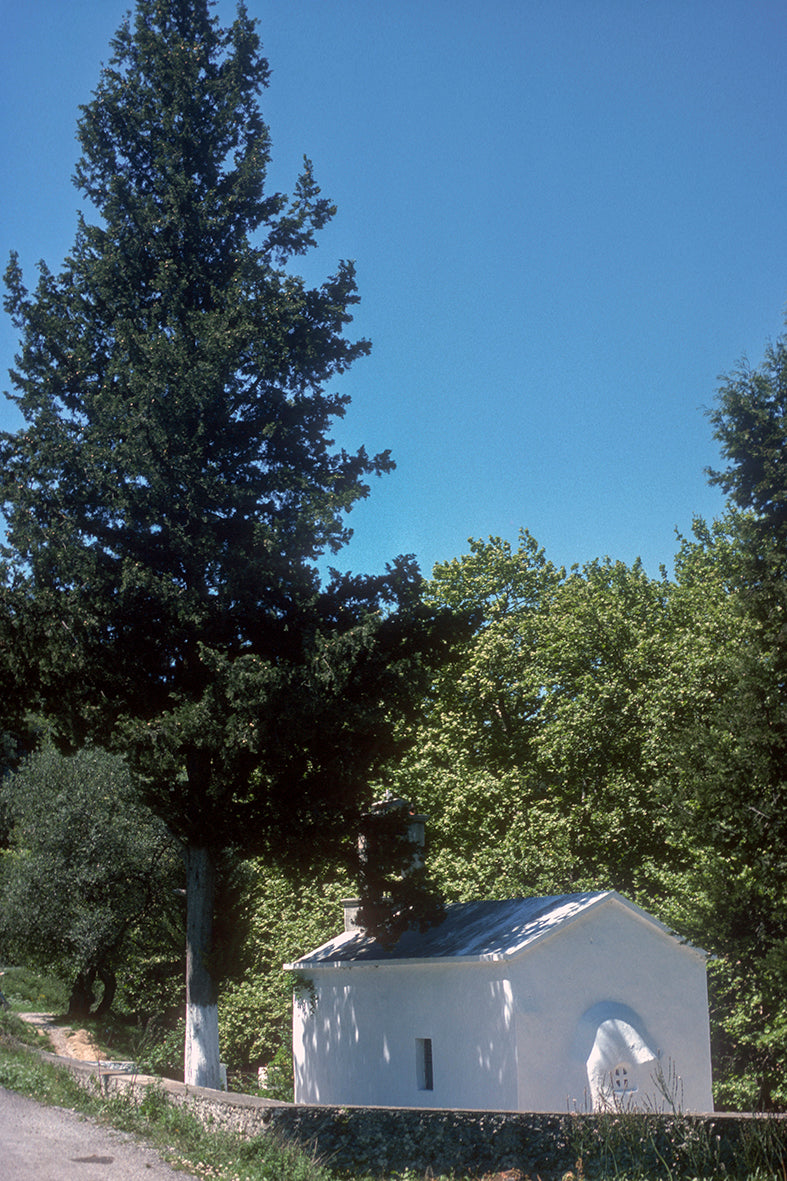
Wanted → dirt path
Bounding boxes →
[19,1013,104,1061]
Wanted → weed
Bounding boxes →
[133,1015,187,1081]
[0,1008,50,1048]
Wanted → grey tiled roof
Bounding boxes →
[288,890,621,968]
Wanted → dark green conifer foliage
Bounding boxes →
[355,797,445,947]
[1,0,453,1085]
[706,328,787,1108]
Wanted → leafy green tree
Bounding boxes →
[218,859,351,1075]
[0,743,181,1019]
[708,329,787,561]
[1,0,453,1086]
[707,326,787,775]
[706,331,787,890]
[391,532,692,901]
[386,532,562,899]
[530,556,679,892]
[415,530,565,777]
[625,515,784,1108]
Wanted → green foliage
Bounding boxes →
[380,518,787,1110]
[390,530,701,903]
[218,859,351,1069]
[255,1040,294,1104]
[135,1017,187,1083]
[421,529,564,775]
[695,327,787,1109]
[0,1009,48,1048]
[0,1041,88,1108]
[0,743,182,1016]
[565,1109,787,1180]
[708,330,787,559]
[0,965,70,1013]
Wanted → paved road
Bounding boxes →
[0,1086,199,1179]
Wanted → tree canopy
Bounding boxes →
[389,532,690,900]
[0,0,455,1086]
[0,743,181,1019]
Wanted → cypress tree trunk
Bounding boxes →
[184,845,220,1089]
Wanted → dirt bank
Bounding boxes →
[19,1013,103,1061]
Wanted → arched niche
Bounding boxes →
[573,1001,658,1110]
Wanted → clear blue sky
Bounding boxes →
[3,1,786,581]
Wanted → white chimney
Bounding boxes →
[342,897,361,933]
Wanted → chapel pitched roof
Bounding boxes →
[286,889,663,969]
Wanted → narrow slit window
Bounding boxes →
[416,1037,434,1091]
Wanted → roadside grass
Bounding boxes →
[0,1008,50,1049]
[0,1030,337,1180]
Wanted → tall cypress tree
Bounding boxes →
[2,0,451,1086]
[707,328,787,809]
[706,327,787,1107]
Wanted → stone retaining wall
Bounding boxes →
[25,1047,787,1178]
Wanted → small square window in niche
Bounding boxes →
[612,1063,637,1094]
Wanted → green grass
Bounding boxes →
[0,1008,52,1049]
[1,965,70,1013]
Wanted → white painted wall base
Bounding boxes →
[185,1002,221,1090]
